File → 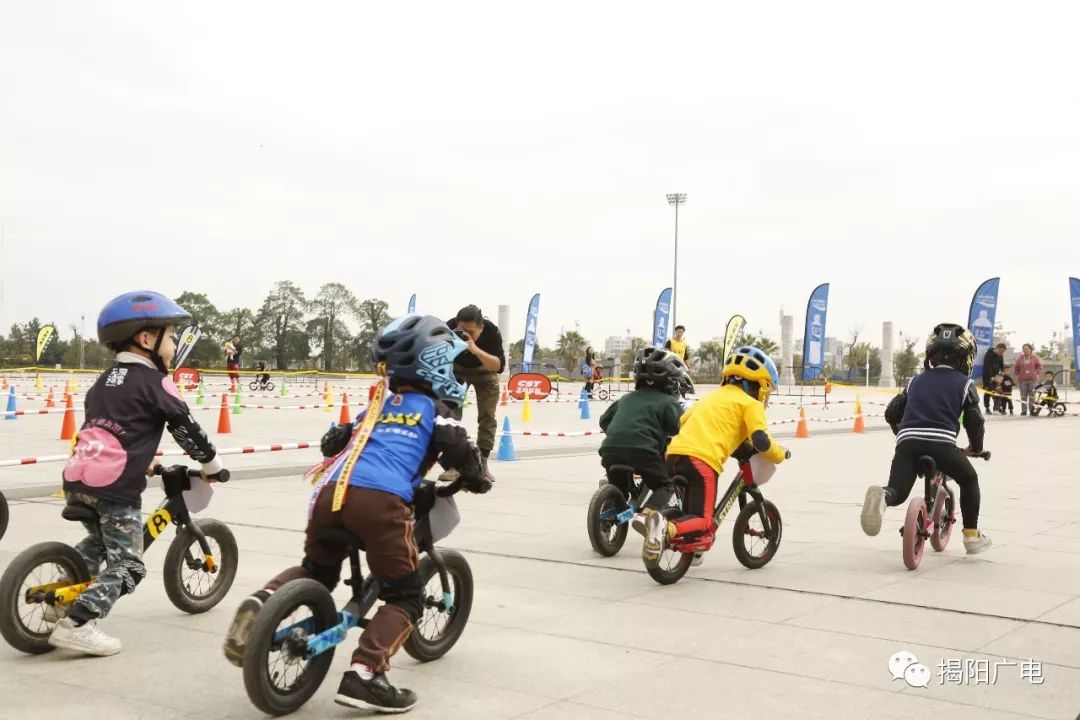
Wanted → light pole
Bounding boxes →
[666,193,687,325]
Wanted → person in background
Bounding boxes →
[665,325,690,366]
[980,343,1006,413]
[1013,343,1043,416]
[997,372,1014,415]
[1034,371,1059,414]
[224,335,243,389]
[583,346,601,399]
[447,305,505,470]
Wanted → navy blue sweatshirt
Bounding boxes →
[884,365,985,453]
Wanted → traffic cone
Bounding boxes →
[59,394,76,439]
[233,387,244,415]
[368,383,377,404]
[45,388,56,408]
[579,387,591,420]
[339,392,351,425]
[4,387,16,421]
[217,394,232,434]
[196,381,205,406]
[0,375,7,391]
[280,376,288,397]
[521,391,532,423]
[496,416,516,461]
[35,373,42,392]
[795,407,809,439]
[70,371,78,394]
[853,394,866,434]
[324,384,333,412]
[499,384,509,407]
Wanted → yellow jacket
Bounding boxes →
[666,384,786,473]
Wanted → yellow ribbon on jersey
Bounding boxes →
[330,364,387,512]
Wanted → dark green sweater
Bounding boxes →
[598,388,683,457]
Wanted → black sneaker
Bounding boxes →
[335,671,417,713]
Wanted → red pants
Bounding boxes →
[227,361,240,385]
[667,454,719,540]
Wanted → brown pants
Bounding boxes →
[452,367,500,453]
[265,485,421,672]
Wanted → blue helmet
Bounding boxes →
[372,314,469,405]
[97,291,191,347]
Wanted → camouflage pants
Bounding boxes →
[67,492,146,621]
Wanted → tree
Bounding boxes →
[353,298,392,371]
[254,281,308,370]
[175,291,224,366]
[555,330,587,375]
[847,342,882,383]
[620,337,649,377]
[221,308,256,343]
[310,283,358,370]
[845,329,861,380]
[735,331,779,358]
[894,339,921,384]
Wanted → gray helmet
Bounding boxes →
[634,347,688,395]
[372,314,469,405]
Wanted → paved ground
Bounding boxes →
[1,382,1078,718]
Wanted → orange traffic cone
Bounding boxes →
[45,388,56,408]
[59,393,77,440]
[853,395,866,434]
[339,392,351,425]
[217,393,232,434]
[0,375,7,391]
[795,407,809,439]
[499,385,509,407]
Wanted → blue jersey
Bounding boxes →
[321,391,470,503]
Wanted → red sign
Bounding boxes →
[508,373,552,400]
[172,367,201,391]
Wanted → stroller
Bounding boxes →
[248,361,275,392]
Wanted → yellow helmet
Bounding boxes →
[721,346,780,404]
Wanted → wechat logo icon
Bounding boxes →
[889,650,931,688]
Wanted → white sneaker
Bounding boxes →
[642,509,671,568]
[690,553,704,567]
[630,513,646,537]
[860,485,887,536]
[48,618,122,656]
[963,531,993,555]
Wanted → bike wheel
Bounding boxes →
[248,381,258,391]
[930,487,954,552]
[646,485,692,585]
[732,499,782,569]
[0,491,8,542]
[1053,402,1066,417]
[902,498,928,570]
[586,485,629,557]
[242,579,338,716]
[266,381,275,392]
[404,550,474,662]
[163,519,239,614]
[0,542,90,654]
[597,387,610,401]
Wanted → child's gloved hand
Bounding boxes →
[320,423,353,457]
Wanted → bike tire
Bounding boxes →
[242,579,338,716]
[265,381,275,392]
[163,518,239,614]
[732,499,782,569]
[929,486,954,552]
[0,491,8,542]
[1053,402,1066,417]
[0,542,91,654]
[646,485,692,585]
[403,550,474,662]
[248,381,258,391]
[586,484,629,557]
[902,498,928,570]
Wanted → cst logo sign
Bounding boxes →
[508,373,552,400]
[172,367,201,391]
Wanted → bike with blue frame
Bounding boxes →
[240,479,474,716]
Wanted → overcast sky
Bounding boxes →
[2,2,1077,354]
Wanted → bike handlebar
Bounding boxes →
[152,465,231,483]
[967,450,991,461]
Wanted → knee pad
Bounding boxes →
[301,557,341,591]
[379,570,424,623]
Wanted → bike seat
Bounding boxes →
[315,526,366,550]
[61,503,99,523]
[916,456,937,478]
[605,464,637,482]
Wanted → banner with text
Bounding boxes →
[801,284,830,381]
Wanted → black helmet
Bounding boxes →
[633,347,688,395]
[925,323,977,374]
[372,314,469,405]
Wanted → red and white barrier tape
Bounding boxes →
[0,441,319,469]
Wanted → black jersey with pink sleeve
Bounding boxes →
[63,359,220,508]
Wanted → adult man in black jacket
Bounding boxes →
[980,343,1006,412]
